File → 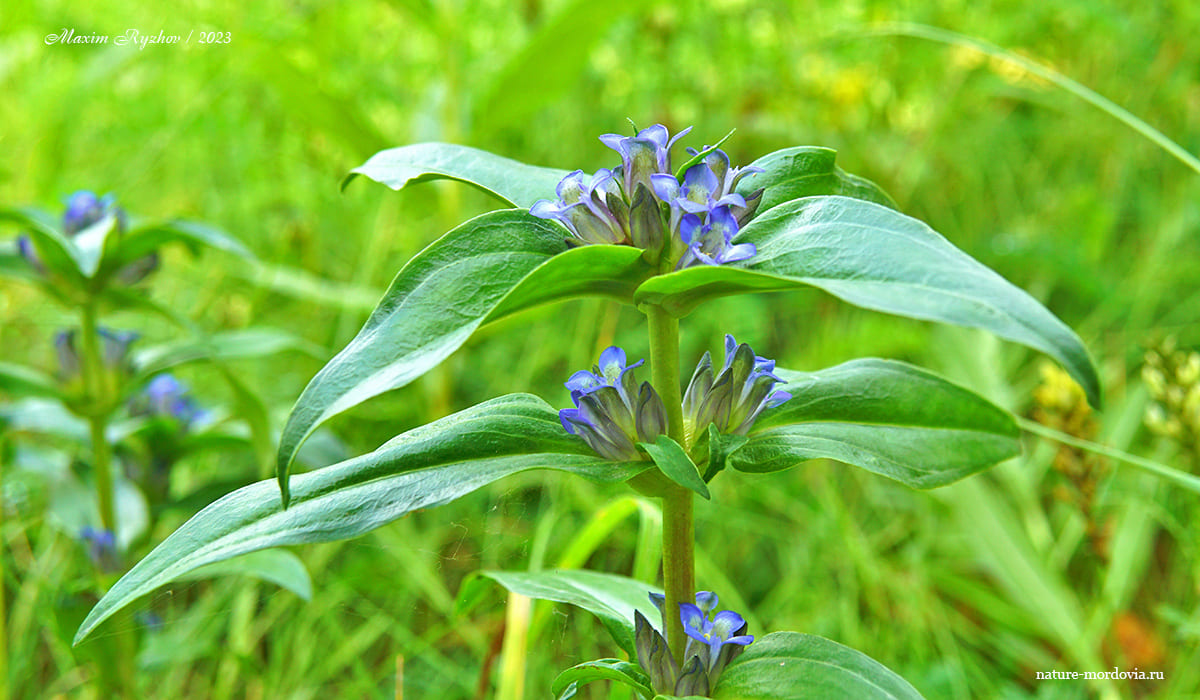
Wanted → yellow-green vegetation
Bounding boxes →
[2,0,1199,698]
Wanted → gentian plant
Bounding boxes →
[1,191,317,695]
[71,125,1102,698]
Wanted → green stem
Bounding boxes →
[80,301,116,533]
[645,305,694,664]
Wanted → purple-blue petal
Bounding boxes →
[695,591,719,614]
[651,173,680,202]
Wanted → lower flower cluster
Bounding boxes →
[635,591,754,695]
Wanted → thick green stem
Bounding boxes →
[80,302,135,694]
[645,305,695,664]
[80,302,116,533]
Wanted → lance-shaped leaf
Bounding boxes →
[733,359,1020,488]
[133,328,322,379]
[176,549,313,601]
[0,206,90,282]
[276,209,650,505]
[640,435,710,500]
[634,196,1100,407]
[74,394,647,645]
[111,219,255,268]
[0,362,63,400]
[344,142,571,209]
[713,632,925,699]
[480,569,664,658]
[734,146,898,213]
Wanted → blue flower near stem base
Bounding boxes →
[636,590,754,695]
[683,334,792,442]
[530,125,764,270]
[559,347,668,461]
[80,526,120,572]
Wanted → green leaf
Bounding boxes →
[673,129,736,181]
[133,328,322,378]
[276,209,650,504]
[345,142,570,209]
[552,659,654,700]
[713,632,925,699]
[177,549,312,601]
[634,196,1101,407]
[113,219,255,267]
[639,435,710,500]
[735,146,898,213]
[699,424,748,481]
[735,359,1020,489]
[0,205,87,283]
[480,569,663,658]
[74,394,645,644]
[71,215,122,278]
[235,261,382,313]
[0,362,63,400]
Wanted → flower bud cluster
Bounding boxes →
[1142,339,1200,451]
[55,327,139,399]
[635,591,753,695]
[531,125,764,270]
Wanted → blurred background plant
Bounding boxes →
[1,0,1198,697]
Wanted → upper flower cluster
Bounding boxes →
[18,190,157,284]
[636,590,754,695]
[530,125,763,270]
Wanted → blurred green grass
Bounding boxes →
[2,0,1199,697]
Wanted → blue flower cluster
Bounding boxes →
[531,125,763,270]
[55,327,139,398]
[18,190,157,284]
[635,591,754,695]
[559,347,667,461]
[130,374,206,430]
[682,334,792,442]
[561,338,789,462]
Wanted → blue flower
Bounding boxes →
[55,328,139,387]
[559,347,667,460]
[683,146,764,226]
[676,205,757,269]
[80,525,119,572]
[131,374,205,429]
[599,124,692,198]
[530,169,628,245]
[681,603,754,677]
[636,590,754,694]
[683,335,791,440]
[63,190,125,236]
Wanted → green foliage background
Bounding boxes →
[2,0,1198,697]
